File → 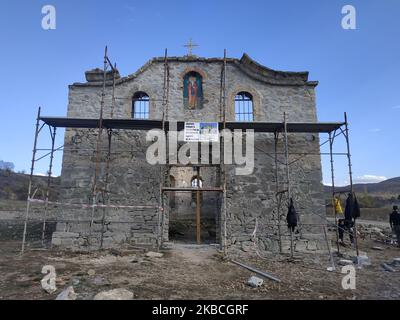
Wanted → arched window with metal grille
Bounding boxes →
[234,92,254,122]
[191,176,203,188]
[132,92,150,119]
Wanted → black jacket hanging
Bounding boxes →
[344,193,354,221]
[287,198,298,232]
[352,195,361,219]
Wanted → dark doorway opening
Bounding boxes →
[168,169,220,244]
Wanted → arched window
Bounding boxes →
[235,92,253,121]
[191,176,203,205]
[191,176,203,188]
[132,92,150,119]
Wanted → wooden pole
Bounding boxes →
[344,112,359,257]
[196,189,201,244]
[283,112,293,258]
[323,226,336,271]
[41,126,56,246]
[329,131,340,254]
[274,132,282,253]
[21,107,41,254]
[196,166,201,244]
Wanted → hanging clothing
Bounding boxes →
[344,193,354,221]
[287,198,298,232]
[334,197,343,215]
[344,192,361,221]
[352,195,361,219]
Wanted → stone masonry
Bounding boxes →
[52,53,326,254]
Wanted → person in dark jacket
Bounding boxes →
[390,205,400,247]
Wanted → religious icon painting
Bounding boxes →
[183,71,203,109]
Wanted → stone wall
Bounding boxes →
[53,54,326,254]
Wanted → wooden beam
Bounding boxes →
[196,190,201,244]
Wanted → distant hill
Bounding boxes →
[324,177,400,195]
[324,177,400,209]
[0,169,60,201]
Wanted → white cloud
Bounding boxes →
[354,174,387,184]
[34,173,59,178]
[323,180,349,187]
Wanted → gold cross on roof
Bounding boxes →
[184,38,198,56]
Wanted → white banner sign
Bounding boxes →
[184,122,219,142]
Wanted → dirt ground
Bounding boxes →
[0,233,399,300]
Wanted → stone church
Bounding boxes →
[52,51,326,254]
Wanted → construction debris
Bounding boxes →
[380,258,400,272]
[146,251,163,258]
[353,255,371,267]
[381,263,395,273]
[56,286,77,300]
[93,288,134,300]
[247,276,264,288]
[338,259,353,266]
[87,269,96,276]
[230,260,281,283]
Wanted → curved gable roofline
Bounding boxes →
[71,54,317,87]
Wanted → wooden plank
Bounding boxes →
[196,190,201,244]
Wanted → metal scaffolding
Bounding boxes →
[20,47,358,259]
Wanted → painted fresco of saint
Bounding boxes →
[188,76,198,108]
[184,72,203,109]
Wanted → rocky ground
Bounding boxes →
[0,228,399,300]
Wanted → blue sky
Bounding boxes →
[0,0,399,185]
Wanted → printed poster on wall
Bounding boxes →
[184,122,219,142]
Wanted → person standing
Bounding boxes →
[390,205,400,248]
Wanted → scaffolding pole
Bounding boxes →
[88,47,108,249]
[100,128,113,249]
[21,107,42,254]
[41,126,57,246]
[195,166,201,244]
[283,112,294,258]
[221,49,228,255]
[343,112,359,257]
[158,48,169,250]
[274,132,283,253]
[329,131,340,254]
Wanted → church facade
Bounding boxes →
[52,53,326,254]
